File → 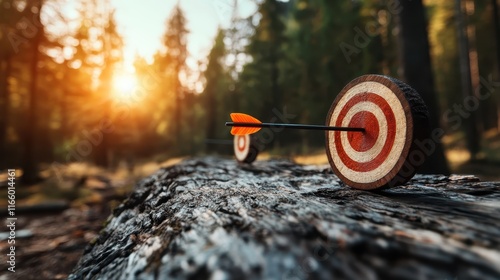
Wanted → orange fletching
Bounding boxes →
[230,113,262,135]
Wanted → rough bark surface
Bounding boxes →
[69,157,500,280]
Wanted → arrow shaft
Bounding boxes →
[225,122,365,132]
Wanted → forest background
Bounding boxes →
[1,0,500,188]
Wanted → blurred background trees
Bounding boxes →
[1,0,500,184]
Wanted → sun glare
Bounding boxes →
[112,72,139,103]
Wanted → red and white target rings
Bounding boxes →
[234,135,258,163]
[326,75,429,190]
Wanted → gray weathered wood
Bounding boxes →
[69,157,500,280]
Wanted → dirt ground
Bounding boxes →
[0,206,110,280]
[0,159,183,279]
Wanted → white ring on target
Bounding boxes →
[234,135,250,162]
[340,102,387,163]
[328,81,407,184]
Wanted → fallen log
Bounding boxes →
[69,157,500,279]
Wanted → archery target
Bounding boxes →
[326,75,429,190]
[234,135,258,163]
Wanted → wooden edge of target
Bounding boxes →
[385,76,430,188]
[242,138,258,164]
[325,74,429,190]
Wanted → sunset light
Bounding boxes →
[112,72,139,103]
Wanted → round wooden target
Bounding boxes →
[234,135,258,163]
[325,75,429,190]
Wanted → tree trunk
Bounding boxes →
[59,67,69,150]
[69,157,500,279]
[454,0,481,158]
[94,66,111,168]
[477,0,499,132]
[0,55,12,167]
[397,0,450,174]
[492,0,500,77]
[205,96,216,141]
[491,0,500,130]
[94,110,110,168]
[21,5,42,185]
[174,85,182,149]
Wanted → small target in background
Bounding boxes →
[234,135,258,163]
[325,75,429,190]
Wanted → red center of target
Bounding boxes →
[347,111,379,152]
[238,135,246,152]
[334,92,396,172]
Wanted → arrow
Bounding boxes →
[226,113,365,135]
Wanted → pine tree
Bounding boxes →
[94,9,124,167]
[160,5,189,149]
[203,30,226,142]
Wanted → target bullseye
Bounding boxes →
[347,111,379,152]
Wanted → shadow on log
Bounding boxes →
[69,157,500,279]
